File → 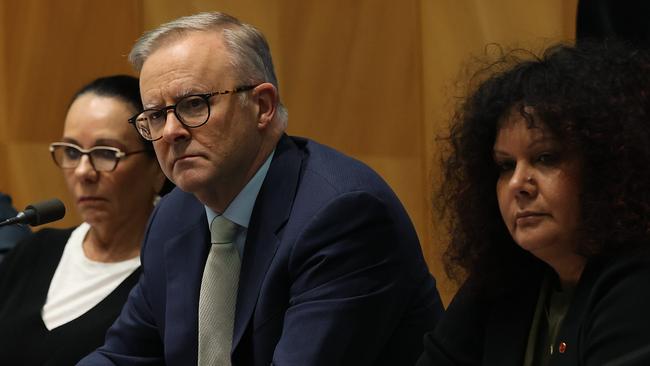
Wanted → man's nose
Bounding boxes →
[161,110,191,143]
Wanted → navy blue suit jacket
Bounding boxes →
[80,135,442,365]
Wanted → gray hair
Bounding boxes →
[129,12,287,126]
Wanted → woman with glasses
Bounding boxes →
[0,75,171,365]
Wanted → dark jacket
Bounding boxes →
[0,228,141,365]
[80,135,443,366]
[417,252,650,365]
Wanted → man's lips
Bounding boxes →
[77,196,106,203]
[173,154,202,166]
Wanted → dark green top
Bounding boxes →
[524,274,575,366]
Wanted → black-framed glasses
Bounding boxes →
[128,84,259,141]
[49,142,148,172]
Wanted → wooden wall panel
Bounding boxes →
[276,0,426,228]
[420,0,578,302]
[0,0,579,305]
[0,3,6,143]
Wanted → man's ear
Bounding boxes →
[253,83,278,129]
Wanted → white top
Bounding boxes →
[41,223,141,330]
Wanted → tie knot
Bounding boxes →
[210,215,238,244]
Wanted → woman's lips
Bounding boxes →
[515,211,548,226]
[515,211,546,219]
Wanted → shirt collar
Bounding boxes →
[205,150,275,229]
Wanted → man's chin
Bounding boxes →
[172,175,205,195]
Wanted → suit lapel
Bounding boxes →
[161,193,211,364]
[232,135,303,349]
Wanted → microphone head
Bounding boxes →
[23,199,66,226]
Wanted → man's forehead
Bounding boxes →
[139,76,222,108]
[138,33,233,104]
[146,30,227,63]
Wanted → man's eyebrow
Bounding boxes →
[176,87,196,98]
[142,88,199,109]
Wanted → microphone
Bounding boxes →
[0,198,66,227]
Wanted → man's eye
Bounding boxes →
[185,98,204,109]
[178,97,207,116]
[149,110,164,120]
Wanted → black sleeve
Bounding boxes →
[579,256,650,365]
[416,282,488,366]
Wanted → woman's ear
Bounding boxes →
[253,83,278,129]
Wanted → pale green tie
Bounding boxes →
[198,215,240,365]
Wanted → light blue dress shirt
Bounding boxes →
[205,151,274,258]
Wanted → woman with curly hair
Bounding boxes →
[417,41,650,365]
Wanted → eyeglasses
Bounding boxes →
[128,85,258,141]
[49,142,148,172]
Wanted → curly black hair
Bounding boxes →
[438,41,650,293]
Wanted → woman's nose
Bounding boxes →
[509,164,536,197]
[73,155,98,181]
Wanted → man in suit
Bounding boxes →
[79,11,442,366]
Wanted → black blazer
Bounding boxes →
[0,228,141,365]
[417,253,650,365]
